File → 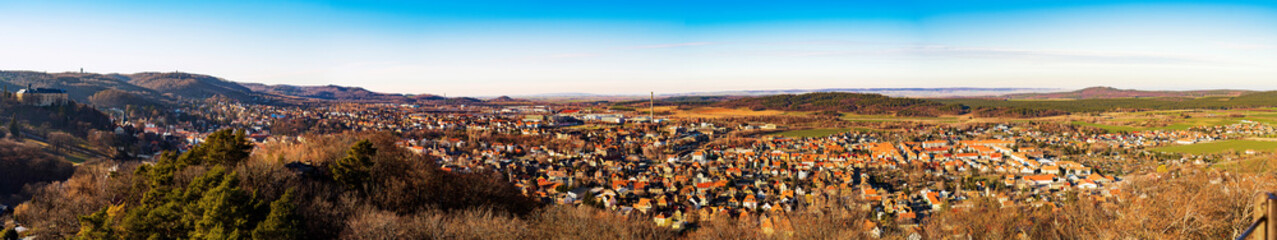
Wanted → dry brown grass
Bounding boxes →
[340,205,677,240]
[922,169,1277,239]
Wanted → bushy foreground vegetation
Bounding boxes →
[0,140,74,206]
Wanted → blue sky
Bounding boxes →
[2,0,1276,96]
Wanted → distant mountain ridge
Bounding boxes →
[716,92,968,117]
[241,83,412,102]
[1004,86,1252,100]
[514,87,1059,100]
[0,70,494,106]
[127,72,263,101]
[0,71,166,104]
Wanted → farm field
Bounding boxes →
[767,128,851,138]
[1068,109,1277,133]
[666,107,785,118]
[840,113,961,123]
[1150,140,1277,154]
[1212,155,1277,173]
[1070,121,1141,133]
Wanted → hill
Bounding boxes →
[242,83,420,102]
[716,92,968,117]
[1005,86,1251,100]
[0,71,167,104]
[126,72,268,102]
[940,90,1277,113]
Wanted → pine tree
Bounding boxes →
[204,129,253,166]
[191,168,254,240]
[251,189,301,240]
[179,129,253,166]
[1,227,17,240]
[75,208,118,240]
[7,116,17,140]
[330,140,377,190]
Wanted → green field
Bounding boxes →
[1151,140,1277,154]
[1070,109,1277,132]
[840,114,959,123]
[1070,121,1141,133]
[767,128,852,138]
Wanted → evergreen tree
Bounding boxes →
[180,129,253,166]
[75,129,273,240]
[251,189,301,240]
[330,140,377,190]
[75,208,118,240]
[190,169,255,240]
[8,116,17,140]
[1,228,16,240]
[1,227,17,240]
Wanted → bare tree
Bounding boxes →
[47,132,76,154]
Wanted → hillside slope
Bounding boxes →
[1006,86,1251,100]
[126,72,265,101]
[0,71,165,104]
[941,90,1277,113]
[716,92,967,117]
[241,83,414,102]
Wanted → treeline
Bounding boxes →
[0,96,113,138]
[0,140,74,206]
[716,92,968,117]
[613,96,739,107]
[939,91,1277,113]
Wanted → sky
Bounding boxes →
[2,0,1276,96]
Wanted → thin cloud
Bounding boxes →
[545,53,600,59]
[1216,42,1275,50]
[893,45,1216,65]
[627,42,717,49]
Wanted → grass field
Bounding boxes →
[1069,109,1277,133]
[1070,121,1141,133]
[1212,156,1277,173]
[666,107,785,118]
[767,128,851,138]
[19,138,93,164]
[840,114,960,123]
[1151,140,1277,154]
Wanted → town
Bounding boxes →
[76,90,1276,235]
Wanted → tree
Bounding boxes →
[190,169,256,240]
[251,189,301,240]
[179,129,253,167]
[8,116,18,140]
[1,228,17,240]
[48,131,77,153]
[75,208,118,240]
[330,140,377,190]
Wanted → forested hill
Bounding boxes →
[1005,86,1252,100]
[0,71,166,104]
[0,71,276,105]
[241,83,415,102]
[716,92,969,117]
[126,72,265,101]
[940,90,1277,113]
